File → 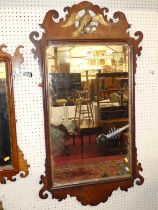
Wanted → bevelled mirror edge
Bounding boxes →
[0,44,30,184]
[30,1,144,205]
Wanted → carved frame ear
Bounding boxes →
[0,44,30,184]
[30,1,143,206]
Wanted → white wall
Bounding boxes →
[0,0,158,209]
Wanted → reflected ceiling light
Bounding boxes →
[65,58,70,63]
[108,49,113,55]
[65,51,70,56]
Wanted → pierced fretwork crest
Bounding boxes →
[62,9,108,37]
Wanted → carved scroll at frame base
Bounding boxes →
[18,147,30,179]
[39,174,49,199]
[0,147,30,184]
[135,162,144,186]
[39,160,143,206]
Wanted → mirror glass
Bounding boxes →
[45,43,131,188]
[0,61,12,170]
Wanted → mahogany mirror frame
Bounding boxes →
[0,44,29,184]
[30,1,144,205]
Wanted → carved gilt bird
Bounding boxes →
[62,9,108,37]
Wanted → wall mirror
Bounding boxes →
[0,44,29,183]
[30,1,144,205]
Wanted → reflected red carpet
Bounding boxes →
[54,158,123,185]
[54,135,125,167]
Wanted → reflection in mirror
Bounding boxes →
[0,61,12,170]
[45,43,131,187]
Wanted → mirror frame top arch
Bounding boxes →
[0,44,29,184]
[30,1,144,205]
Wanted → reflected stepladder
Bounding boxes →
[46,43,131,187]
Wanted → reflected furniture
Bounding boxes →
[49,73,81,106]
[96,72,128,124]
[75,119,102,158]
[74,80,94,124]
